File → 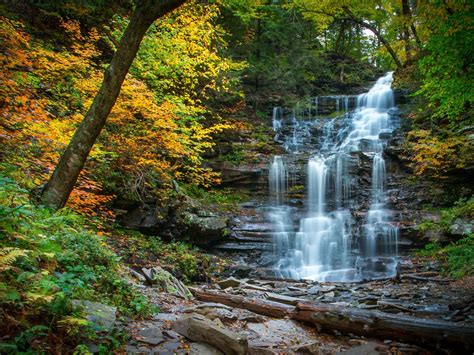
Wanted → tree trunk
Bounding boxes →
[405,0,422,47]
[190,288,294,318]
[342,7,402,69]
[41,0,186,209]
[294,302,474,349]
[401,0,412,59]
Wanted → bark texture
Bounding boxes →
[294,302,474,349]
[192,288,474,349]
[41,0,186,209]
[190,288,294,318]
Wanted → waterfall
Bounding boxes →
[269,156,287,206]
[270,72,399,282]
[308,157,327,214]
[272,107,282,131]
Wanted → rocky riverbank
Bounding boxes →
[121,255,473,354]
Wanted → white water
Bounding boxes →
[271,72,399,282]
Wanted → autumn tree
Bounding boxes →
[40,0,186,209]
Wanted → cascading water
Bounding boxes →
[270,72,399,282]
[269,156,287,206]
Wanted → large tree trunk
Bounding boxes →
[294,302,474,350]
[41,0,186,209]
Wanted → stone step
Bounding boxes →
[213,242,272,252]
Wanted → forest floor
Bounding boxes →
[122,255,474,354]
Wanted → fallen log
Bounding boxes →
[295,302,474,349]
[190,288,293,318]
[191,288,474,349]
[173,313,248,355]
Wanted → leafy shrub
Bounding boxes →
[108,229,225,283]
[419,235,474,278]
[0,172,153,352]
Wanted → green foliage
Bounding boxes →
[0,170,153,352]
[418,198,474,278]
[109,229,224,283]
[418,198,474,234]
[419,235,474,278]
[221,147,245,164]
[416,2,474,127]
[181,184,249,207]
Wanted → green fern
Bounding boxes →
[0,247,28,271]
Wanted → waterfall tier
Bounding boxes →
[270,72,399,282]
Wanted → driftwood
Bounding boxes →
[190,288,293,318]
[191,288,474,349]
[294,302,474,348]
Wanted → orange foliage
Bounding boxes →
[0,14,232,215]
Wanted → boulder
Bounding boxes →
[218,277,243,289]
[136,327,164,345]
[173,313,248,355]
[449,218,473,236]
[71,300,116,332]
[181,211,229,245]
[141,266,193,300]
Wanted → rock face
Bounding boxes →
[116,194,230,246]
[173,313,249,355]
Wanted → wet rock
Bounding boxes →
[239,311,267,323]
[71,300,116,332]
[141,266,193,300]
[339,341,387,354]
[324,291,336,300]
[191,305,238,322]
[248,345,280,354]
[321,285,336,292]
[264,292,304,305]
[181,211,229,245]
[163,329,183,340]
[136,327,164,345]
[308,286,321,295]
[295,340,321,354]
[218,277,243,289]
[153,312,178,322]
[190,342,223,354]
[449,218,473,236]
[173,313,248,355]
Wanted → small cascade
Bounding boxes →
[268,156,287,206]
[307,157,327,214]
[270,72,400,282]
[272,107,282,131]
